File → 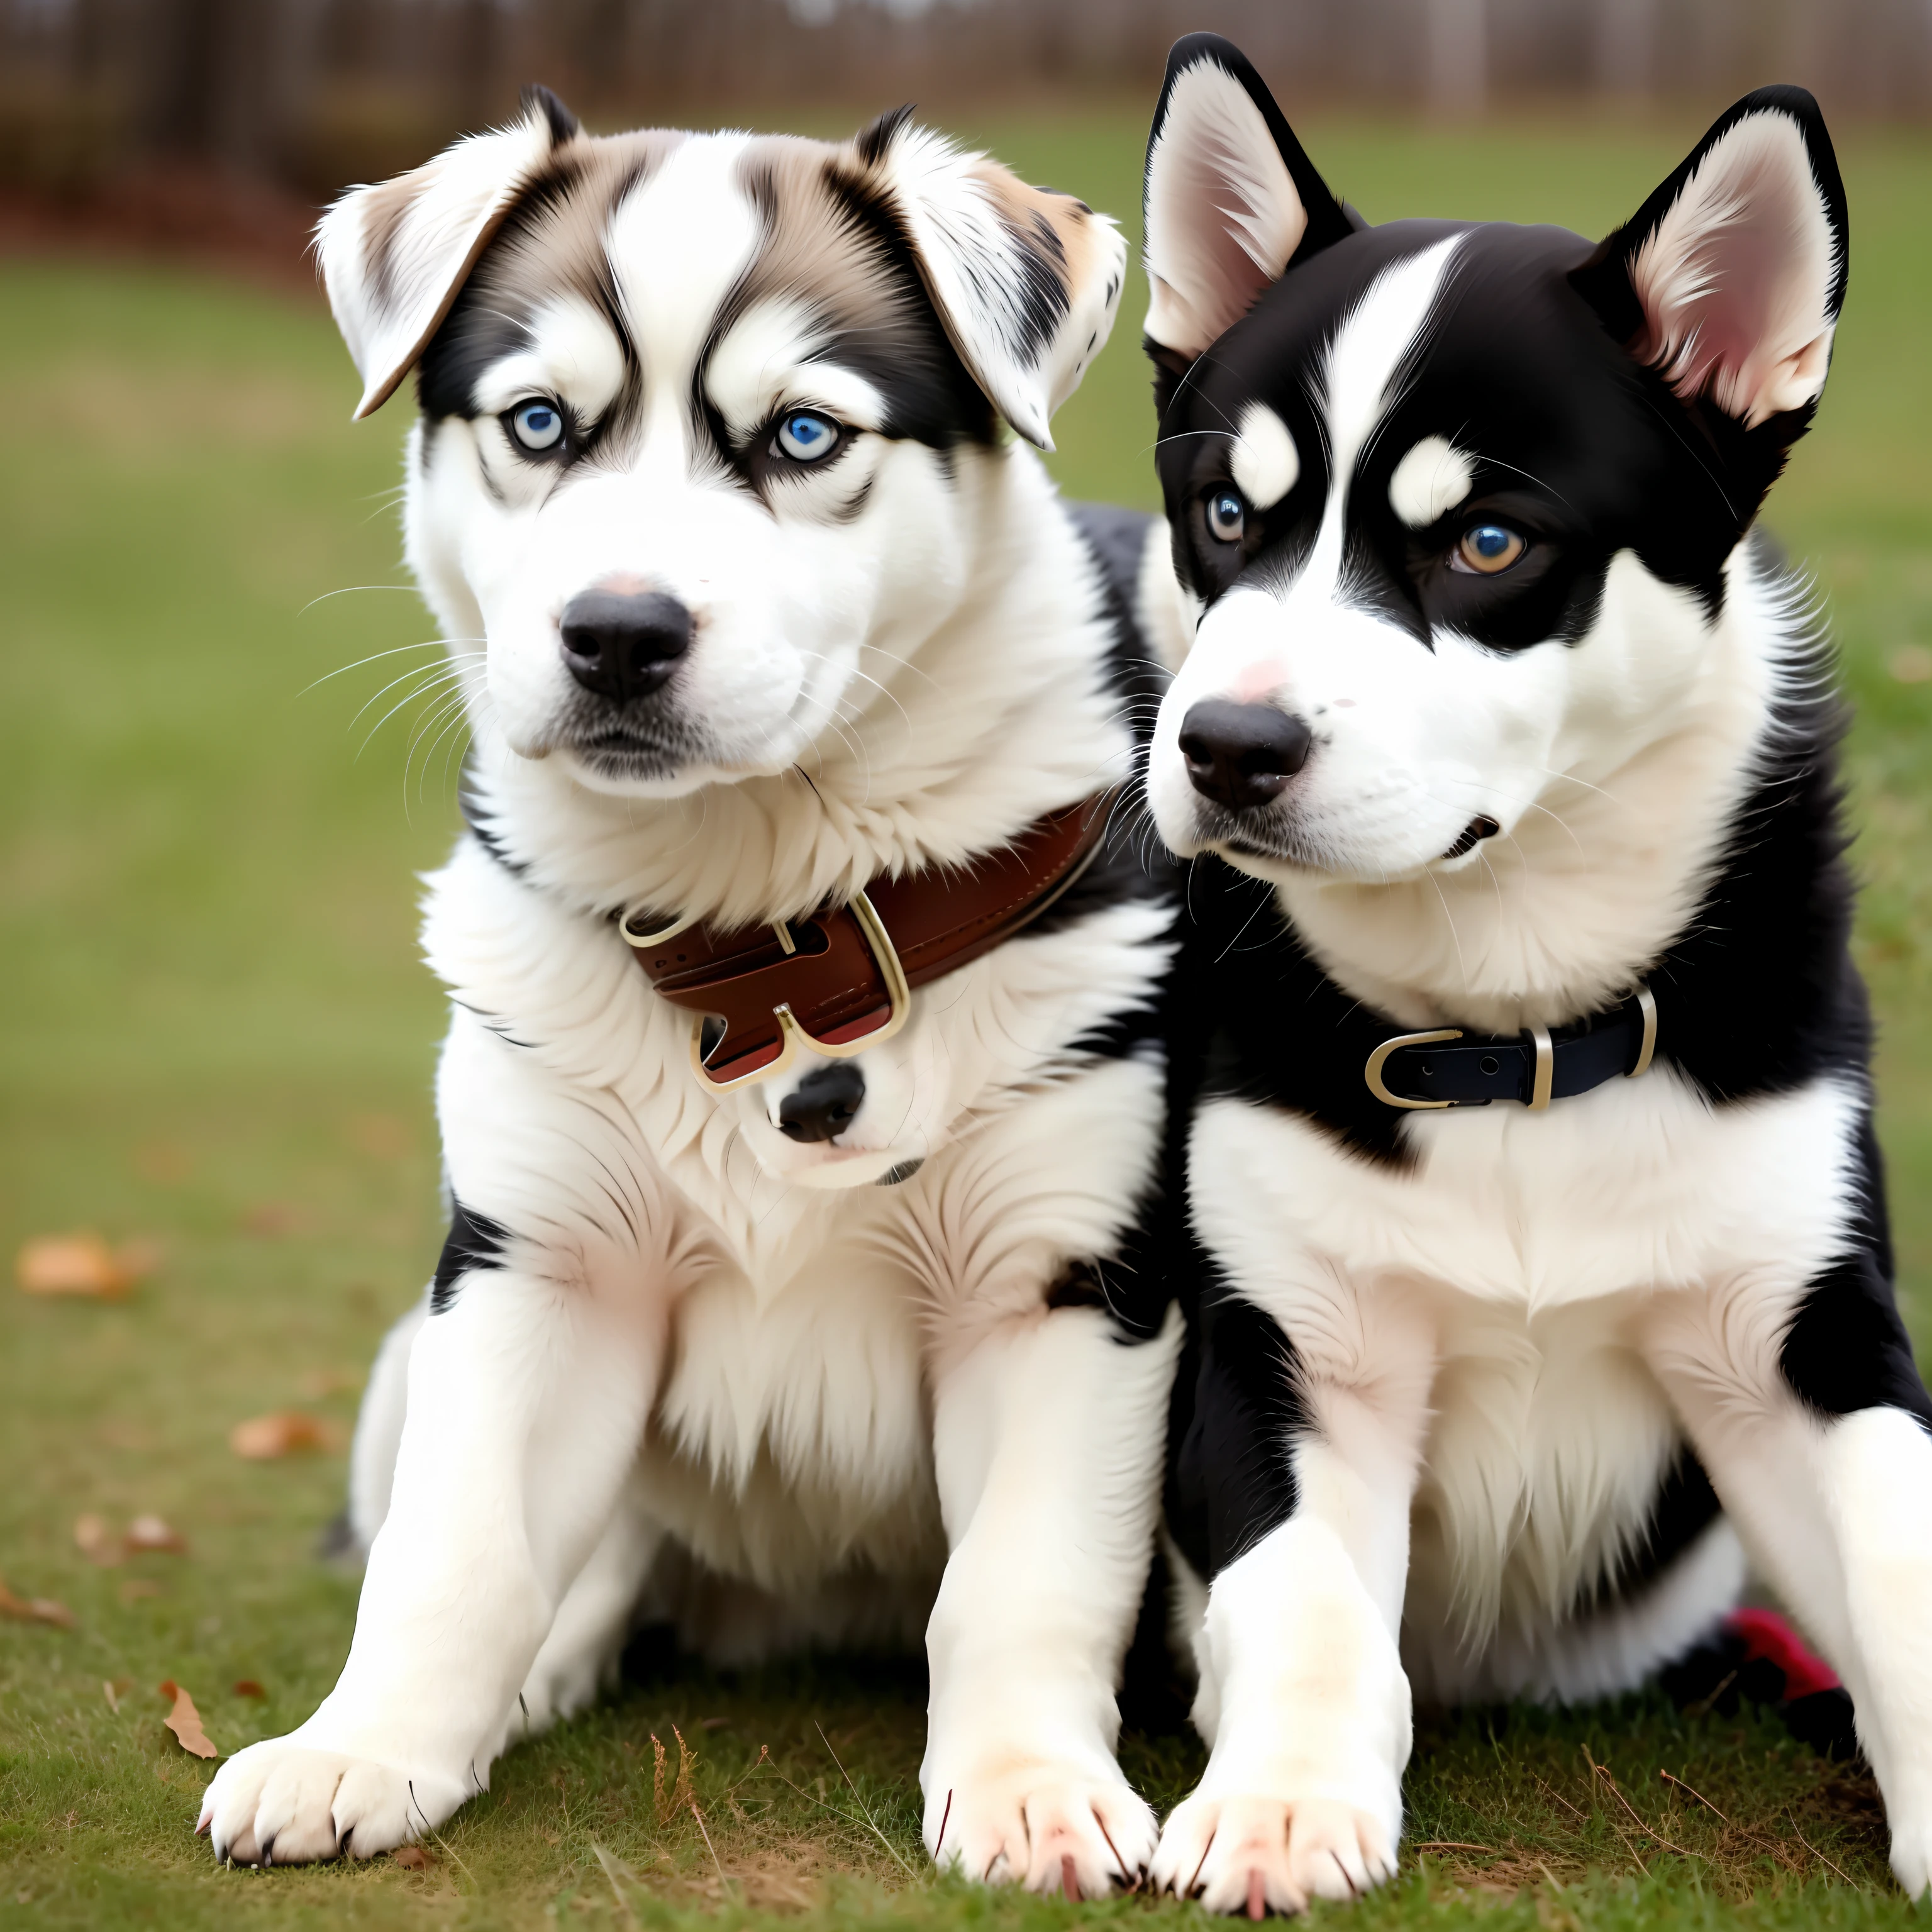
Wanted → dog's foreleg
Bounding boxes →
[1152,1292,1432,1916]
[920,1301,1180,1898]
[1647,1284,1932,1896]
[199,1260,660,1865]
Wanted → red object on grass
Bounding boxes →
[1725,1607,1841,1700]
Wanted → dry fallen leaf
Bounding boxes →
[229,1411,336,1459]
[124,1514,187,1555]
[158,1680,218,1758]
[0,1577,75,1629]
[392,1845,435,1870]
[232,1679,266,1700]
[16,1233,155,1299]
[240,1202,302,1238]
[74,1514,121,1565]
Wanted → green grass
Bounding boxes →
[5,109,1932,1928]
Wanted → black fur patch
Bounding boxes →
[853,103,914,167]
[1165,1271,1306,1580]
[1779,1112,1932,1424]
[430,1199,511,1315]
[521,84,581,147]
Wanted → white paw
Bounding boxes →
[928,1763,1158,1898]
[197,1738,467,1865]
[1152,1792,1398,1914]
[1891,1817,1932,1899]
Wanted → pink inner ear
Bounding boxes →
[1145,62,1308,358]
[1629,114,1836,428]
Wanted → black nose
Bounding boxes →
[1178,699,1313,812]
[559,588,692,702]
[777,1062,865,1144]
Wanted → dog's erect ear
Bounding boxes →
[858,109,1128,451]
[1141,34,1355,360]
[1572,87,1846,432]
[316,86,582,421]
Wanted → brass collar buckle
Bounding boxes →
[1362,984,1658,1113]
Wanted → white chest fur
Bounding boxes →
[426,831,1170,1597]
[1189,1068,1861,1662]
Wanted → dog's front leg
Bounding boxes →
[921,1301,1181,1897]
[1152,1289,1432,1916]
[199,1258,659,1864]
[1645,1279,1932,1897]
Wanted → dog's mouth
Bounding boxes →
[1441,816,1502,860]
[1214,812,1503,873]
[548,706,711,783]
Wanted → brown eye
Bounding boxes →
[1451,524,1526,575]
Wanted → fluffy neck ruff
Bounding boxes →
[451,445,1128,930]
[1273,543,1804,1035]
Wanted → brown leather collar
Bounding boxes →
[623,788,1120,1091]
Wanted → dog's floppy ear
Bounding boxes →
[858,108,1128,451]
[1571,87,1846,433]
[316,86,582,421]
[1141,33,1355,362]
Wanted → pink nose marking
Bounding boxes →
[1231,660,1288,704]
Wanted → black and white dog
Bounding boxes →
[1138,36,1932,1911]
[197,91,1183,1891]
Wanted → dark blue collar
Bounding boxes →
[1364,987,1658,1111]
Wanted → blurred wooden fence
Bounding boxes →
[4,0,1931,202]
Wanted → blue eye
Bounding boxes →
[1452,523,1526,575]
[1206,488,1246,543]
[511,401,564,452]
[776,411,838,462]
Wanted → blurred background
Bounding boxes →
[4,2,1932,1918]
[7,0,1932,234]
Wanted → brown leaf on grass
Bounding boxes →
[76,1512,187,1562]
[16,1233,155,1298]
[0,1578,75,1628]
[229,1411,338,1459]
[158,1680,218,1758]
[240,1202,303,1238]
[392,1844,435,1870]
[74,1514,122,1565]
[232,1679,266,1700]
[124,1514,187,1554]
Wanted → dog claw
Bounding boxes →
[1248,1869,1266,1919]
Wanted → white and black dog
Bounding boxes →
[197,91,1185,1891]
[1137,35,1932,1911]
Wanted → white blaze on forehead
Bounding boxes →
[606,135,762,421]
[705,296,888,441]
[1230,401,1299,511]
[472,294,626,422]
[1389,435,1475,528]
[1321,236,1465,489]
